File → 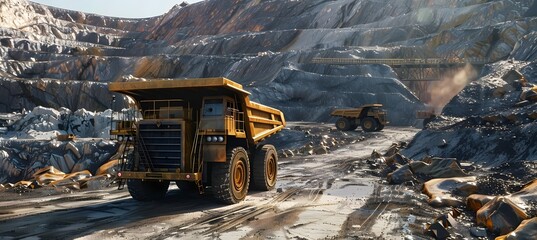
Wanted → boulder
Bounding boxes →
[35,172,66,186]
[65,142,81,159]
[32,166,65,178]
[385,153,409,166]
[96,160,119,176]
[63,170,92,182]
[409,158,467,180]
[422,176,477,207]
[476,196,528,235]
[470,227,487,238]
[425,221,451,240]
[467,194,496,212]
[387,165,415,184]
[508,179,537,212]
[495,218,537,240]
[313,146,328,155]
[42,169,91,190]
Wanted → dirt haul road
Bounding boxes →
[0,124,421,240]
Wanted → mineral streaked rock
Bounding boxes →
[476,196,529,235]
[96,159,119,176]
[422,176,477,207]
[508,179,537,212]
[409,158,468,179]
[496,217,537,240]
[467,194,496,212]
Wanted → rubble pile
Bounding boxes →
[0,138,118,184]
[371,144,537,239]
[403,61,537,165]
[0,106,122,184]
[0,165,118,193]
[5,106,114,139]
[264,123,371,157]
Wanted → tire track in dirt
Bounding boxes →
[154,187,303,239]
[0,188,209,239]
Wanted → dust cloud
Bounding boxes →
[427,64,477,113]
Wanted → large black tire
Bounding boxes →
[361,117,378,132]
[250,144,278,191]
[335,117,353,131]
[127,179,170,201]
[212,147,250,204]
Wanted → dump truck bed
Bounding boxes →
[330,104,383,118]
[109,77,285,144]
[330,108,363,118]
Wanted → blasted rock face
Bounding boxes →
[1,0,536,126]
[0,139,117,184]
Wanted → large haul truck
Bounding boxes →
[109,77,285,204]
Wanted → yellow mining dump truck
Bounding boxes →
[330,104,387,132]
[109,77,285,204]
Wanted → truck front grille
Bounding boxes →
[138,122,182,170]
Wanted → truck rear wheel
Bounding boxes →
[336,117,353,131]
[212,147,250,204]
[361,117,378,132]
[127,179,170,201]
[251,144,278,191]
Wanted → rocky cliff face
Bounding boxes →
[0,0,536,124]
[402,60,537,166]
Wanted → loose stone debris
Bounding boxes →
[369,143,537,239]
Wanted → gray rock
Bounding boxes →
[470,227,487,237]
[313,146,329,155]
[387,165,414,184]
[65,142,81,159]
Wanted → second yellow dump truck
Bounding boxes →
[109,77,285,204]
[330,104,388,132]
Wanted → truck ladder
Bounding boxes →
[117,138,133,190]
[190,121,204,193]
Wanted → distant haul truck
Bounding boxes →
[330,104,388,132]
[109,78,285,204]
[416,109,437,129]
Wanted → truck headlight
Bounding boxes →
[118,136,124,141]
[217,136,224,142]
[206,136,212,142]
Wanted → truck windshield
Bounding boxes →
[203,99,223,116]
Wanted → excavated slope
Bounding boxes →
[0,0,537,124]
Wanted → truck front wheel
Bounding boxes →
[361,117,378,132]
[127,179,169,201]
[212,147,250,204]
[251,144,278,191]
